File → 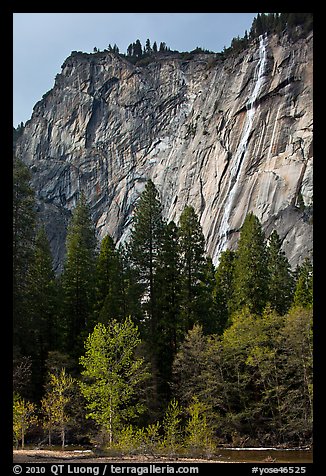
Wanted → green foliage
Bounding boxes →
[61,193,97,356]
[95,234,126,323]
[41,368,74,448]
[232,213,269,315]
[128,180,165,411]
[162,399,182,455]
[293,258,313,308]
[13,394,37,449]
[13,156,36,355]
[79,318,150,446]
[128,180,164,324]
[154,220,182,401]
[24,226,59,398]
[172,305,313,446]
[172,324,209,407]
[249,13,313,40]
[267,230,294,315]
[184,396,216,456]
[277,307,313,442]
[213,249,236,331]
[178,206,213,333]
[12,156,313,448]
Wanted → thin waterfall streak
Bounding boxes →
[213,34,268,265]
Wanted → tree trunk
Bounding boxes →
[62,426,65,449]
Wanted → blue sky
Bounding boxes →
[13,13,257,127]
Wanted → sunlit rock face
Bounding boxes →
[15,29,313,272]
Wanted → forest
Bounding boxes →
[13,156,313,454]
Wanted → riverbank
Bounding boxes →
[13,447,312,464]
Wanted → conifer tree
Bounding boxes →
[162,399,183,455]
[13,156,36,356]
[213,249,236,331]
[184,396,215,456]
[61,193,97,357]
[267,230,294,315]
[155,221,182,400]
[293,258,313,308]
[94,234,125,323]
[128,179,164,412]
[178,206,212,332]
[232,213,269,315]
[172,324,208,407]
[24,226,58,398]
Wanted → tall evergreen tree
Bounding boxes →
[128,179,164,412]
[172,324,209,407]
[155,221,182,401]
[128,180,164,332]
[213,249,236,332]
[61,193,97,358]
[232,213,269,315]
[178,206,212,333]
[24,226,58,398]
[13,156,36,357]
[94,234,126,323]
[134,39,142,58]
[293,257,313,309]
[267,230,294,315]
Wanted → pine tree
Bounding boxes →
[134,39,142,58]
[172,324,208,407]
[94,234,126,323]
[184,396,215,456]
[162,399,183,455]
[61,193,97,358]
[155,221,182,401]
[145,38,152,54]
[178,206,211,332]
[24,226,58,398]
[267,230,294,315]
[128,179,164,329]
[128,179,164,414]
[213,249,236,331]
[232,213,269,315]
[13,156,36,356]
[293,258,313,308]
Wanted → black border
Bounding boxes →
[6,3,320,475]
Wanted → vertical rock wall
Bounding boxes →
[15,29,313,271]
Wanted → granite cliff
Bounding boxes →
[15,29,313,272]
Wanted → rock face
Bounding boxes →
[15,29,313,272]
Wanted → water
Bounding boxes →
[213,448,312,463]
[213,34,268,264]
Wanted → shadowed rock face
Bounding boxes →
[15,29,313,272]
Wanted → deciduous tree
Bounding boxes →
[41,369,74,448]
[13,395,37,449]
[79,318,149,446]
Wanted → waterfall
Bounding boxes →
[213,34,268,265]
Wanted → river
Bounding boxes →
[213,447,312,463]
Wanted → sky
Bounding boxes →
[13,13,257,127]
